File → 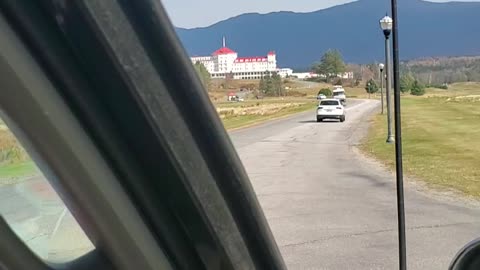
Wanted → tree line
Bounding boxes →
[195,52,479,97]
[365,76,425,96]
[401,56,480,85]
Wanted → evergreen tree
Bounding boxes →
[365,78,379,97]
[410,80,426,96]
[312,49,346,82]
[193,61,211,90]
[400,72,415,93]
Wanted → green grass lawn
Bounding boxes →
[362,95,480,197]
[0,161,38,185]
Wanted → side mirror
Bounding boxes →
[450,238,480,270]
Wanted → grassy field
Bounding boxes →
[0,121,38,185]
[208,79,322,130]
[0,78,367,183]
[208,78,370,102]
[218,99,316,130]
[362,82,480,198]
[0,161,37,183]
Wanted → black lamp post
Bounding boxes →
[379,63,385,114]
[380,15,394,144]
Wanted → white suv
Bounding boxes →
[316,99,346,122]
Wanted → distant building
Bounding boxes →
[291,72,319,79]
[291,72,354,80]
[191,37,291,80]
[277,68,294,78]
[338,72,354,79]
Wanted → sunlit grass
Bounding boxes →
[0,161,38,186]
[222,101,316,130]
[362,84,480,197]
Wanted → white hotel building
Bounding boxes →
[191,38,292,80]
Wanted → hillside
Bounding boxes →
[175,0,480,67]
[402,56,480,84]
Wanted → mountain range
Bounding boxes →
[175,0,480,68]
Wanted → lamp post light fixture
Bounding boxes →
[380,15,393,38]
[379,63,385,114]
[380,15,395,144]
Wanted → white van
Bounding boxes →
[332,86,346,104]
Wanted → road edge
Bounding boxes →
[227,105,314,133]
[349,104,480,209]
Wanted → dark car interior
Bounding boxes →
[0,1,286,269]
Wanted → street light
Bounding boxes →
[379,63,385,114]
[380,15,394,144]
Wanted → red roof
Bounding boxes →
[234,57,267,63]
[268,51,276,55]
[212,47,236,55]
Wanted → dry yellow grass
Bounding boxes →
[222,101,316,130]
[207,79,371,102]
[217,102,308,119]
[0,129,29,164]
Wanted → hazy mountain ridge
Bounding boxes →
[175,0,480,67]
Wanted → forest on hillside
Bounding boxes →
[344,56,480,87]
[401,56,480,85]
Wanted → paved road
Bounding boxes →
[230,99,480,270]
[2,98,480,268]
[0,177,93,262]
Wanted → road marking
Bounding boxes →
[51,207,67,239]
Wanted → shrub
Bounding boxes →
[427,84,449,90]
[410,80,426,96]
[318,88,332,97]
[365,79,379,94]
[400,73,415,93]
[0,130,29,164]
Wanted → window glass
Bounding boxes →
[166,1,480,269]
[320,100,339,106]
[0,117,94,263]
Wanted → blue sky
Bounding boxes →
[162,0,479,28]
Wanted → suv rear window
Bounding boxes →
[333,91,344,96]
[320,100,339,106]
